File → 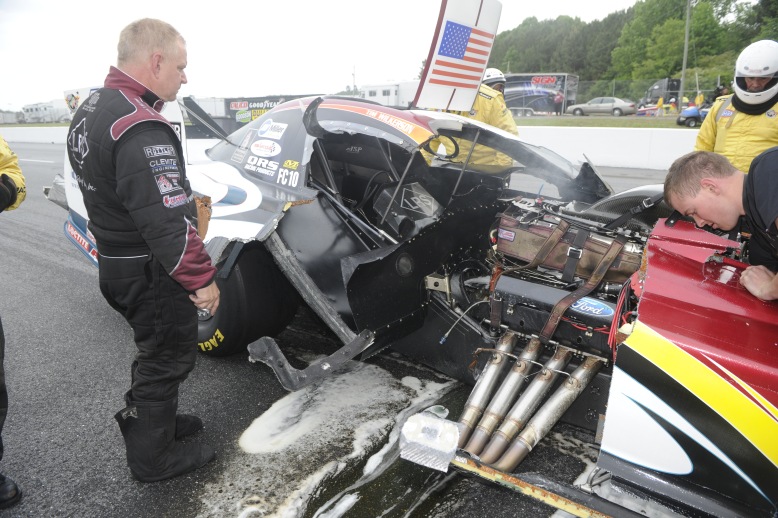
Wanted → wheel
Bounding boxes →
[685,118,699,127]
[197,244,300,357]
[612,108,623,116]
[573,108,584,116]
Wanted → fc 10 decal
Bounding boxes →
[276,167,299,188]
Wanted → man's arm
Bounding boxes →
[0,136,26,212]
[693,101,719,152]
[493,96,518,137]
[114,124,216,293]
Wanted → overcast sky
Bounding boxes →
[0,0,638,111]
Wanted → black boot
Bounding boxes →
[175,414,203,439]
[114,398,215,482]
[123,391,202,440]
[0,473,21,509]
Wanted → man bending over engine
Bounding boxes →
[664,149,778,301]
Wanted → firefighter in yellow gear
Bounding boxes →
[427,68,519,173]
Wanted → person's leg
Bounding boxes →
[100,256,214,482]
[0,317,21,508]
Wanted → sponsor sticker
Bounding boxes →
[498,228,515,242]
[231,148,247,163]
[257,119,288,140]
[148,158,178,173]
[283,159,300,170]
[143,145,176,158]
[250,139,282,157]
[236,110,251,124]
[155,173,182,194]
[163,193,189,208]
[244,156,278,177]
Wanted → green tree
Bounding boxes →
[610,0,688,79]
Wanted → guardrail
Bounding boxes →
[0,125,698,171]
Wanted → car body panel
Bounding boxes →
[598,219,778,516]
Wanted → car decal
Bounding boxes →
[322,103,434,143]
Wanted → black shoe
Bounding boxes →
[0,473,22,509]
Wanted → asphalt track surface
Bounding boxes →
[0,142,667,517]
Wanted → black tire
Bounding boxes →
[612,108,623,116]
[197,244,300,357]
[685,118,699,127]
[573,108,584,116]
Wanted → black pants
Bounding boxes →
[98,254,197,403]
[0,317,7,461]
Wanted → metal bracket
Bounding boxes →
[247,329,375,391]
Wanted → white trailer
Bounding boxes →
[361,80,420,109]
[21,99,72,123]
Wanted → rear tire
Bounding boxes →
[685,118,698,127]
[612,108,623,116]
[197,244,300,357]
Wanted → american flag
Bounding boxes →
[429,20,495,90]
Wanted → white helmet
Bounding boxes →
[482,68,506,87]
[733,39,778,105]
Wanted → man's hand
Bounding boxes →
[190,281,220,315]
[0,174,17,212]
[739,265,778,301]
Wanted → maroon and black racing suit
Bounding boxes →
[66,67,215,404]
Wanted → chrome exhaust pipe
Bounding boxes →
[493,356,603,472]
[464,337,542,455]
[478,347,572,464]
[457,332,517,448]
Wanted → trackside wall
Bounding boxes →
[0,126,698,171]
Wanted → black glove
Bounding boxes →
[0,174,18,213]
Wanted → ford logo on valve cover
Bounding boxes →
[570,298,614,317]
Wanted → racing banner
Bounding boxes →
[413,0,502,112]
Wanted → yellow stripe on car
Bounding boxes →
[625,322,778,466]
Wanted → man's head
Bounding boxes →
[117,18,187,102]
[733,39,778,105]
[664,151,745,231]
[482,68,506,93]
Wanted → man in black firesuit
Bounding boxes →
[65,18,220,482]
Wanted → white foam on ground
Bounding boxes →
[197,357,457,517]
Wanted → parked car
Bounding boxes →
[50,93,778,518]
[566,96,636,116]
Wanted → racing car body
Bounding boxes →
[53,93,778,517]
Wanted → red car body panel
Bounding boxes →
[638,219,778,405]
